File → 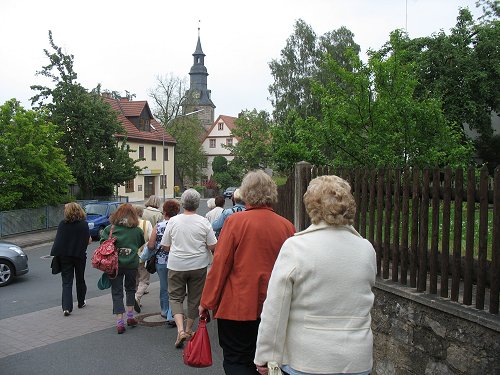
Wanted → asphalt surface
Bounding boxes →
[0,200,234,375]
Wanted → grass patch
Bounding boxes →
[360,201,494,260]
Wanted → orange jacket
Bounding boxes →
[200,206,295,321]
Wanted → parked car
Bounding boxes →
[223,186,238,199]
[84,201,121,239]
[0,241,29,286]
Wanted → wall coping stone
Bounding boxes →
[375,278,500,333]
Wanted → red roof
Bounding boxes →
[103,97,176,144]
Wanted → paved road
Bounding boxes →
[0,199,233,374]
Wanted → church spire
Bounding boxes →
[184,23,215,130]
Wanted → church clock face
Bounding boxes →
[192,90,200,99]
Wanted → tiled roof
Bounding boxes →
[203,114,238,141]
[119,100,149,117]
[103,97,176,144]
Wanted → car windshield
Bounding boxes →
[84,204,108,216]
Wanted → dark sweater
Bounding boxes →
[50,220,90,259]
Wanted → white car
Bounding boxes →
[0,241,29,286]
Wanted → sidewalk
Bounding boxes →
[0,279,224,374]
[0,227,225,374]
[1,229,58,249]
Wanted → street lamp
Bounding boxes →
[151,108,204,202]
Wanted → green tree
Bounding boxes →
[212,155,228,174]
[314,30,474,168]
[396,5,499,170]
[269,20,321,126]
[270,29,474,170]
[168,117,207,188]
[225,109,272,173]
[30,31,139,197]
[404,7,499,138]
[211,155,240,189]
[268,20,361,171]
[0,99,74,210]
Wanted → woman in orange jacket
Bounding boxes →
[199,170,295,375]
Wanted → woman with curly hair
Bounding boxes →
[199,170,295,375]
[51,202,92,316]
[254,175,377,375]
[100,203,145,334]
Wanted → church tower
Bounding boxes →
[183,28,215,130]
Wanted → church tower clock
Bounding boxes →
[183,28,215,130]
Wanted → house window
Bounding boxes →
[160,175,167,189]
[125,179,134,193]
[163,148,168,161]
[226,138,233,147]
[209,139,216,148]
[218,123,224,131]
[152,147,156,161]
[139,146,145,159]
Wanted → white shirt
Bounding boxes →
[205,206,224,224]
[160,213,217,271]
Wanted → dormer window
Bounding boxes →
[218,123,224,131]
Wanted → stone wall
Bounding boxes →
[372,280,500,375]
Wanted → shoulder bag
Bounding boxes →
[145,251,157,274]
[91,225,118,277]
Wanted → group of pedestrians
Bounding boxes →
[50,169,377,375]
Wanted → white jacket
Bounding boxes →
[254,222,377,374]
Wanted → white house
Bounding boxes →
[201,114,238,182]
[103,96,176,201]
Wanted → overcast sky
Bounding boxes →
[0,0,480,118]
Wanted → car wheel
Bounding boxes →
[0,260,14,287]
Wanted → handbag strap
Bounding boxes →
[142,220,148,241]
[109,225,114,239]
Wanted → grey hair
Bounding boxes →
[232,189,244,204]
[144,195,161,209]
[207,198,216,210]
[181,189,201,211]
[240,170,277,206]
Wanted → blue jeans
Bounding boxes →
[156,263,173,319]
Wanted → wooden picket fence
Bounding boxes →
[274,163,500,314]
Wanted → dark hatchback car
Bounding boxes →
[84,201,121,239]
[0,241,29,286]
[223,186,238,199]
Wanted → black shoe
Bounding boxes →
[78,301,86,308]
[134,299,141,313]
[63,310,71,316]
